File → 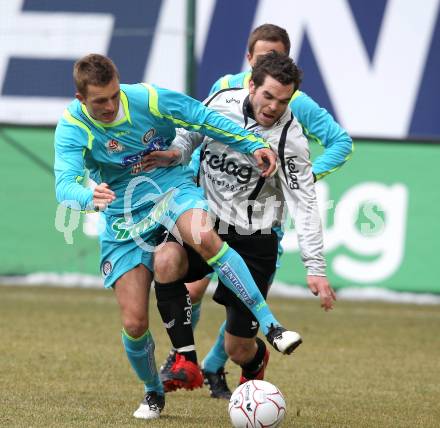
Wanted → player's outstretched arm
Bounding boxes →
[141,145,277,178]
[149,85,269,155]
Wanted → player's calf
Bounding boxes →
[238,338,270,384]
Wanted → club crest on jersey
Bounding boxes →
[106,139,124,153]
[142,128,156,145]
[101,261,112,277]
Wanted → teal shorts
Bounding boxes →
[99,182,208,288]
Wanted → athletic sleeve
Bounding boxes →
[209,77,223,96]
[54,115,94,211]
[168,128,204,166]
[188,145,203,177]
[291,91,353,180]
[274,122,326,276]
[151,85,268,154]
[208,74,232,96]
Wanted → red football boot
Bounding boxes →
[161,353,204,392]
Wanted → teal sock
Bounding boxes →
[191,301,202,330]
[121,328,164,395]
[202,321,228,373]
[208,243,279,335]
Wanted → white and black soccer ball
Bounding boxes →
[228,380,286,427]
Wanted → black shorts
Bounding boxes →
[214,228,278,337]
[161,227,278,338]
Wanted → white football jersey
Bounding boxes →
[171,88,325,276]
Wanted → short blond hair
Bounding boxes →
[73,54,119,96]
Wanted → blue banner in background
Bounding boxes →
[196,0,259,98]
[0,0,439,139]
[2,0,162,97]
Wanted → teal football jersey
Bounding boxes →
[54,83,268,216]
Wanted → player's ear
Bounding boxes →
[249,80,256,95]
[75,92,85,103]
[247,51,253,66]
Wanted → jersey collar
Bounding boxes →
[81,90,132,130]
[242,94,256,128]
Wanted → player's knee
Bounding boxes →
[123,316,148,339]
[154,243,188,282]
[196,230,223,259]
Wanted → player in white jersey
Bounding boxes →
[148,52,336,393]
[154,23,350,399]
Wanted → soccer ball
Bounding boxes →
[228,380,286,427]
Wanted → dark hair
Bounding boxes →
[73,54,119,96]
[248,24,290,55]
[251,51,302,92]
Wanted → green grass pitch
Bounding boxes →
[1,285,439,427]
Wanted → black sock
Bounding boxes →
[241,337,266,378]
[155,279,197,364]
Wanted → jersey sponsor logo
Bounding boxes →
[122,149,153,167]
[202,167,249,192]
[111,216,156,240]
[120,136,167,174]
[286,155,300,189]
[219,262,256,307]
[225,97,240,104]
[202,150,253,184]
[142,128,156,145]
[106,139,124,153]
